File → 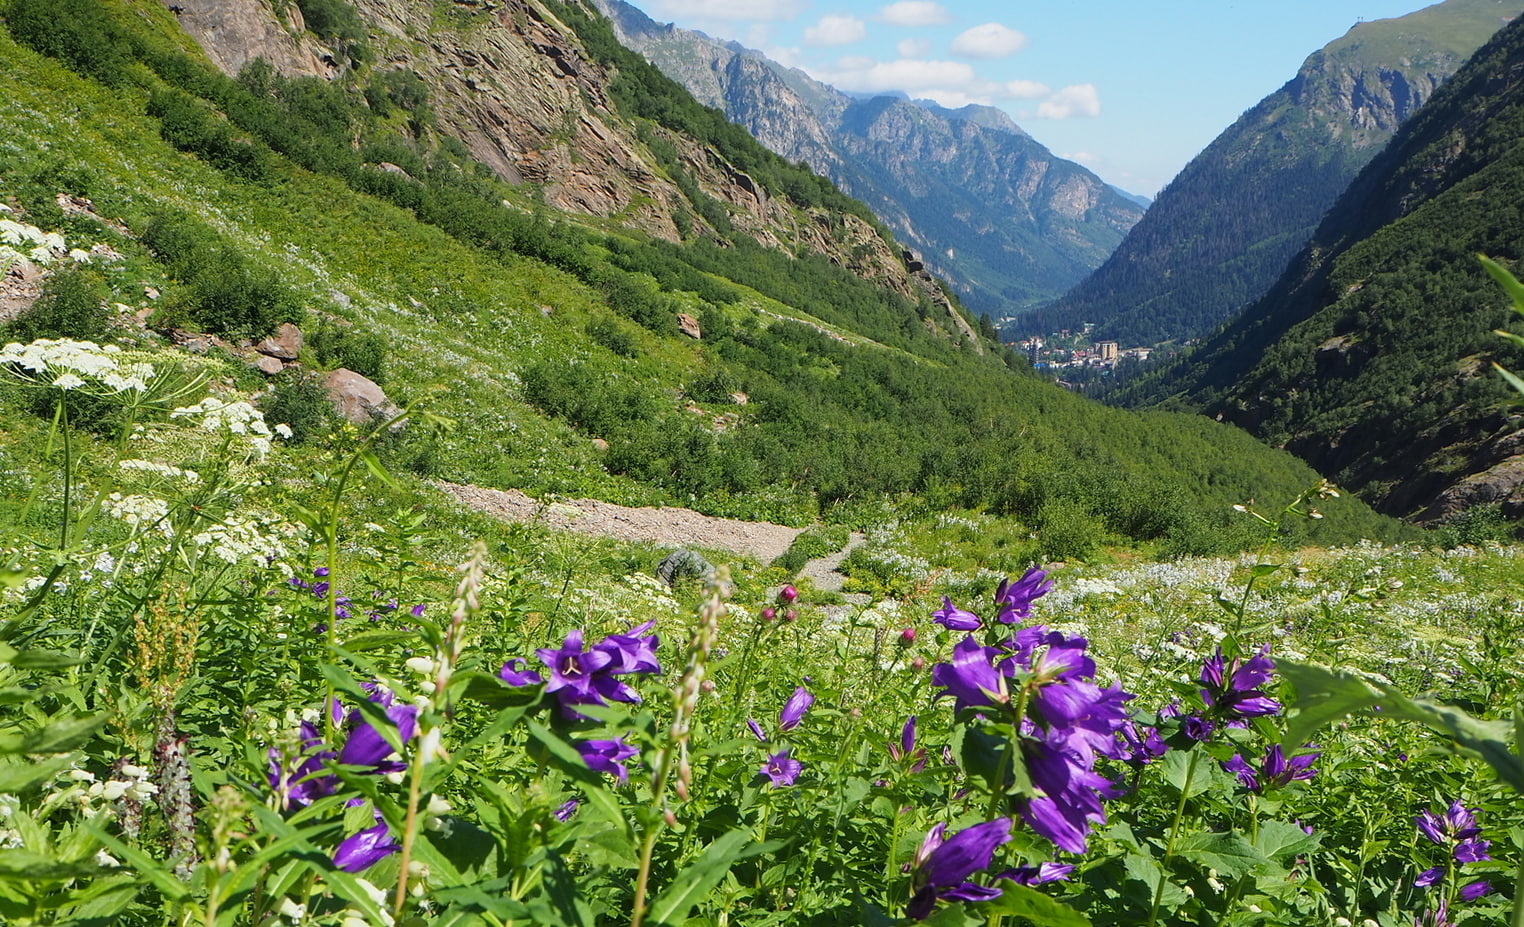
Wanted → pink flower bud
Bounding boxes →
[779,585,798,604]
[900,627,916,643]
[784,609,798,622]
[911,656,926,670]
[700,679,715,693]
[761,607,776,621]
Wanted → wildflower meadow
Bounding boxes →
[0,333,1520,927]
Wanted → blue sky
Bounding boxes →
[627,0,1447,196]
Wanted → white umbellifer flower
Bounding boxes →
[119,459,201,483]
[104,493,171,533]
[68,248,92,263]
[172,397,278,457]
[52,373,85,390]
[405,656,436,676]
[274,423,293,439]
[190,512,294,567]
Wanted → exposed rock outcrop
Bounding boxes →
[323,368,400,424]
[166,0,336,79]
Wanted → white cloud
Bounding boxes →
[1036,83,1101,118]
[878,1,950,27]
[1004,79,1049,99]
[896,37,931,58]
[805,15,866,46]
[807,55,1056,112]
[1064,151,1101,164]
[950,23,1027,59]
[645,0,807,22]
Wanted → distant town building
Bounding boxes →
[1096,341,1119,362]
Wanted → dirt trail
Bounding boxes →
[436,481,802,563]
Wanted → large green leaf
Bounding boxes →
[980,881,1092,926]
[1174,831,1269,879]
[648,829,754,926]
[1253,819,1320,861]
[1279,659,1523,792]
[1123,852,1188,907]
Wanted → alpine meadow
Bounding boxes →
[0,1,1521,926]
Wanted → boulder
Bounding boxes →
[254,355,284,376]
[322,368,402,425]
[257,322,303,360]
[677,312,702,339]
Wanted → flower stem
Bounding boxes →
[1145,749,1199,927]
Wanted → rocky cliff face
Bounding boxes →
[167,0,948,320]
[591,0,1143,315]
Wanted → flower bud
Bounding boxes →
[911,656,926,670]
[899,627,916,643]
[784,609,798,622]
[761,607,776,621]
[778,585,798,604]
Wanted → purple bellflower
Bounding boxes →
[1417,801,1482,846]
[779,686,814,731]
[1222,744,1319,793]
[337,685,420,773]
[931,635,1011,713]
[888,716,928,773]
[578,736,640,784]
[1118,721,1168,767]
[994,567,1053,624]
[1460,881,1493,902]
[907,819,1012,921]
[746,718,768,742]
[762,749,803,787]
[932,597,982,631]
[529,624,662,719]
[332,821,399,873]
[1199,646,1280,723]
[553,798,579,822]
[499,658,543,687]
[998,861,1074,886]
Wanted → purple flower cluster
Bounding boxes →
[907,819,1012,920]
[499,621,661,720]
[747,686,814,787]
[929,577,1132,855]
[498,623,662,785]
[931,567,1052,633]
[267,683,420,873]
[288,566,426,632]
[1413,800,1492,901]
[1222,744,1319,793]
[1197,646,1280,728]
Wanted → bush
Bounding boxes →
[309,322,387,383]
[4,264,110,343]
[142,212,298,338]
[261,369,338,444]
[6,0,137,85]
[1035,498,1104,562]
[1433,503,1515,548]
[585,316,638,358]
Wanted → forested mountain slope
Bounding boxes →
[0,0,1405,553]
[1026,0,1519,346]
[592,0,1145,315]
[1121,10,1524,522]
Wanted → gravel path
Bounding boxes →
[436,481,803,563]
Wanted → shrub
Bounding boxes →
[772,524,851,574]
[309,322,387,383]
[586,316,638,358]
[1035,498,1104,562]
[4,264,110,343]
[1433,503,1515,548]
[260,368,338,444]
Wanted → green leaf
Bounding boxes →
[1123,852,1187,907]
[0,756,72,791]
[0,712,106,755]
[1493,362,1524,399]
[525,721,630,841]
[1481,254,1524,312]
[82,827,191,901]
[10,648,84,670]
[1174,830,1269,879]
[648,829,755,926]
[980,881,1092,926]
[341,630,417,652]
[1277,661,1384,750]
[0,848,100,881]
[1161,748,1210,799]
[358,447,399,489]
[1253,819,1320,861]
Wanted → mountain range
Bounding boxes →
[591,0,1146,315]
[1027,0,1523,347]
[1122,5,1524,522]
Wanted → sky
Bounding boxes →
[625,0,1448,197]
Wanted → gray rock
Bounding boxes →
[256,322,303,360]
[254,354,284,376]
[656,549,715,588]
[322,368,402,425]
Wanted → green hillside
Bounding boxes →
[1121,10,1524,521]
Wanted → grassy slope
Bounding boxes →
[0,10,1413,551]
